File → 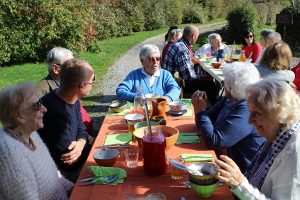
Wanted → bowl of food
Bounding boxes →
[188,162,218,180]
[211,62,222,69]
[109,100,127,113]
[124,113,144,122]
[189,180,219,198]
[93,149,119,167]
[206,56,216,63]
[133,125,179,151]
[189,174,219,185]
[169,101,187,112]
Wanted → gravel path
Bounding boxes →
[88,22,227,128]
[87,21,300,129]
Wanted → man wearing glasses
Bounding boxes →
[38,59,95,183]
[116,44,180,103]
[163,25,220,106]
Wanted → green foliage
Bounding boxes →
[182,1,208,24]
[0,0,94,65]
[92,1,132,40]
[226,2,259,44]
[276,5,300,55]
[254,3,287,27]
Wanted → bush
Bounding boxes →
[254,3,269,28]
[92,1,132,40]
[226,2,259,44]
[0,0,94,65]
[182,1,208,24]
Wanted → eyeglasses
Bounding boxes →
[147,57,161,62]
[78,75,96,85]
[26,99,43,111]
[245,35,253,39]
[175,29,181,33]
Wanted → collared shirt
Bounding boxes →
[141,67,160,87]
[163,37,200,81]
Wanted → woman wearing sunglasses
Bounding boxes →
[241,30,262,63]
[0,82,73,199]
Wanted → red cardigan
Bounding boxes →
[241,42,262,63]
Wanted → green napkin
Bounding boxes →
[181,154,214,162]
[88,166,127,185]
[104,133,132,145]
[168,109,192,117]
[105,109,130,116]
[176,133,200,144]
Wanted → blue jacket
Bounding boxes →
[116,68,180,102]
[196,97,266,173]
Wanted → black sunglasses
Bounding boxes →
[147,57,161,62]
[245,35,253,39]
[26,99,43,111]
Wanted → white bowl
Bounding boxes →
[169,101,187,112]
[206,56,216,63]
[124,113,144,121]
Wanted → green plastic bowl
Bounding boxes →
[134,121,159,130]
[189,181,219,198]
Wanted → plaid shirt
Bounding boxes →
[163,37,200,80]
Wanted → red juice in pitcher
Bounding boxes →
[142,127,167,176]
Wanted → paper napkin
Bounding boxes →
[104,133,132,146]
[176,133,201,144]
[180,154,214,162]
[88,166,127,185]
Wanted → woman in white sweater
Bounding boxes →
[0,82,73,200]
[215,79,300,199]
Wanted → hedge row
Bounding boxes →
[1,0,228,66]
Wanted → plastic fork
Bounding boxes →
[78,173,118,182]
[78,174,118,186]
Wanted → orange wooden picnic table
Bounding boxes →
[69,107,233,200]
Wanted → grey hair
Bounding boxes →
[260,29,275,40]
[167,29,181,42]
[246,79,300,130]
[222,62,261,100]
[208,33,221,45]
[46,47,73,72]
[139,44,160,60]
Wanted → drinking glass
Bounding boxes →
[123,148,139,168]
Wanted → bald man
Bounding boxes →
[163,25,220,105]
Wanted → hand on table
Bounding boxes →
[214,155,245,189]
[192,90,207,114]
[61,139,86,165]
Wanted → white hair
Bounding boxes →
[46,47,73,72]
[222,62,261,100]
[139,44,160,60]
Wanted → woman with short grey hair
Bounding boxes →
[194,33,227,58]
[215,79,300,199]
[192,62,266,173]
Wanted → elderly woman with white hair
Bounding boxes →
[194,33,227,58]
[215,79,300,199]
[192,62,266,173]
[116,44,180,103]
[0,82,73,199]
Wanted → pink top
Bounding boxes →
[241,42,262,63]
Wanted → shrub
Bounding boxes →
[226,2,259,44]
[182,1,208,24]
[254,3,269,28]
[0,0,94,65]
[92,1,132,40]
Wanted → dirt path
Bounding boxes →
[88,22,227,128]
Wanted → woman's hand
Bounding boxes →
[215,155,245,189]
[61,139,86,165]
[191,90,207,114]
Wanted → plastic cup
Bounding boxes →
[169,164,184,179]
[206,52,211,57]
[123,148,139,168]
[127,119,138,132]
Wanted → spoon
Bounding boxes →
[78,173,119,182]
[169,158,201,175]
[177,156,213,160]
[157,117,164,124]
